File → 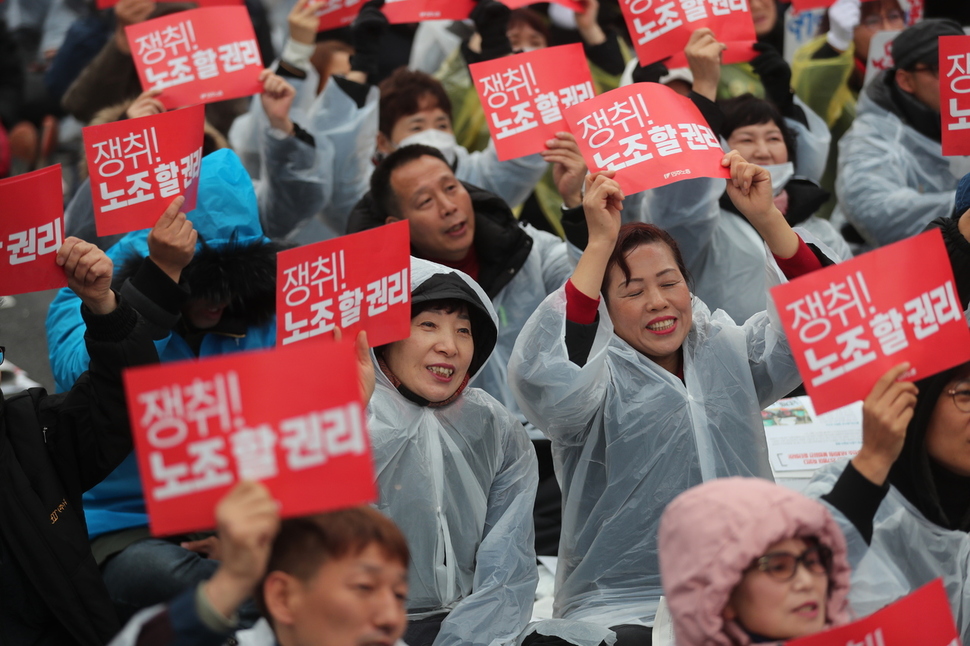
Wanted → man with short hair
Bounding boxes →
[834,18,969,250]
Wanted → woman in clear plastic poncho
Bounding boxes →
[368,257,539,646]
[508,154,836,645]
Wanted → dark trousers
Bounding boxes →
[404,613,449,646]
[522,624,653,646]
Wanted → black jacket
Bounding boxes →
[0,298,160,646]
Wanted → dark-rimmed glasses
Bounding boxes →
[947,383,970,413]
[750,544,832,582]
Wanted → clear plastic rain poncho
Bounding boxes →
[804,461,970,644]
[832,70,969,250]
[369,258,539,646]
[507,245,829,630]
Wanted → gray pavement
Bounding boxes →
[0,288,59,392]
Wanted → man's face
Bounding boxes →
[896,65,941,113]
[386,155,475,262]
[280,543,409,646]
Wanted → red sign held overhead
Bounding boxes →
[789,0,835,12]
[124,340,377,537]
[470,44,595,161]
[126,6,264,110]
[83,104,205,238]
[502,0,584,9]
[276,221,412,348]
[619,0,757,68]
[771,229,970,414]
[0,165,68,296]
[940,35,970,157]
[312,0,367,32]
[564,82,729,196]
[786,579,958,646]
[382,0,476,24]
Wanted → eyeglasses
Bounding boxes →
[861,10,905,30]
[750,544,832,582]
[0,346,4,366]
[947,383,970,412]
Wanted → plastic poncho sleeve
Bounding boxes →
[432,412,539,646]
[526,225,576,294]
[789,95,832,186]
[836,126,957,247]
[508,285,615,445]
[454,140,548,210]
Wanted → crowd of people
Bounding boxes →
[2,0,970,645]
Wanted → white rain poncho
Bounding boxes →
[507,254,811,629]
[369,258,539,646]
[832,70,968,250]
[804,461,970,643]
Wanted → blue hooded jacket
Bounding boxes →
[46,149,278,538]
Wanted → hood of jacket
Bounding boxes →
[110,148,282,327]
[346,182,533,298]
[890,362,970,531]
[658,477,852,646]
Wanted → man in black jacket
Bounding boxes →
[0,235,163,646]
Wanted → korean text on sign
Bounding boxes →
[619,0,757,68]
[470,44,595,161]
[940,35,970,156]
[564,82,729,196]
[83,104,205,237]
[124,340,377,536]
[126,6,263,110]
[786,579,958,646]
[772,229,970,414]
[0,165,68,296]
[381,0,477,25]
[276,220,412,348]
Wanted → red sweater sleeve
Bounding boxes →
[773,235,824,280]
[565,279,600,324]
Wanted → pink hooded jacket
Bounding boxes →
[658,478,853,646]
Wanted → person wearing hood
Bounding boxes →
[832,18,968,250]
[658,478,854,645]
[45,148,284,623]
[367,256,538,646]
[802,176,970,641]
[626,31,848,325]
[507,153,836,646]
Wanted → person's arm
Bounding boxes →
[431,420,538,646]
[345,0,387,85]
[822,363,916,543]
[576,0,625,76]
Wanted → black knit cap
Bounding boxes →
[892,18,963,71]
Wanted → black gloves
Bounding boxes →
[350,0,387,80]
[631,61,669,85]
[470,0,512,61]
[751,42,794,117]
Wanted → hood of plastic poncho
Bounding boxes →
[395,257,498,381]
[658,478,852,646]
[110,148,283,327]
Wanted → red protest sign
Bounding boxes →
[940,35,970,157]
[313,0,366,31]
[771,230,970,414]
[564,82,729,196]
[0,165,67,296]
[470,44,594,161]
[786,579,958,646]
[97,0,242,8]
[126,6,263,110]
[619,0,757,68]
[277,221,411,348]
[83,105,204,238]
[502,0,584,9]
[124,340,376,536]
[790,0,835,12]
[382,0,476,24]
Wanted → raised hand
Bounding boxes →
[259,69,297,135]
[56,237,117,315]
[542,132,588,209]
[852,363,918,486]
[147,196,197,284]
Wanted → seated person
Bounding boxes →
[106,481,410,646]
[367,257,539,646]
[658,478,853,645]
[1,237,161,645]
[46,149,283,623]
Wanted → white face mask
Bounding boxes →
[762,162,795,197]
[397,129,460,167]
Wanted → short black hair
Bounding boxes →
[720,94,798,167]
[370,144,451,221]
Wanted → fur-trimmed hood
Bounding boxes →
[108,149,281,327]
